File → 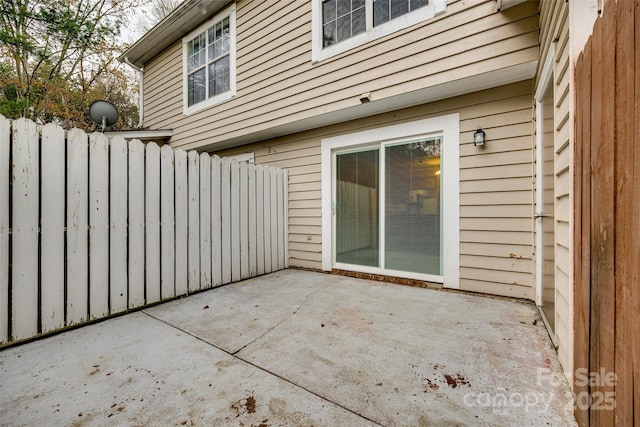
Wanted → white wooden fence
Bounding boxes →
[0,116,288,345]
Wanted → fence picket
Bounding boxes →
[128,140,145,308]
[211,156,222,286]
[160,145,175,299]
[221,158,232,284]
[0,116,9,343]
[231,160,241,282]
[174,149,188,296]
[283,169,289,268]
[263,166,272,273]
[187,151,200,292]
[40,123,65,333]
[248,163,257,276]
[89,133,110,319]
[200,153,212,289]
[11,118,39,339]
[277,169,285,269]
[270,168,279,271]
[145,143,161,304]
[240,161,249,279]
[110,136,128,313]
[256,165,265,275]
[67,128,89,325]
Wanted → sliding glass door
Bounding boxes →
[334,138,442,277]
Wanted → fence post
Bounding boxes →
[0,116,9,343]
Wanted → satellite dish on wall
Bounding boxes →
[89,100,119,132]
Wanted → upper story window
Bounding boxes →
[322,0,366,47]
[312,0,446,62]
[373,0,429,26]
[183,4,236,115]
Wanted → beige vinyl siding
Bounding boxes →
[143,43,182,126]
[143,0,538,151]
[217,80,536,300]
[538,0,572,374]
[459,82,535,299]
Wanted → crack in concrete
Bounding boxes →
[141,303,385,427]
[232,288,322,356]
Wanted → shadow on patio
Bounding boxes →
[0,269,576,426]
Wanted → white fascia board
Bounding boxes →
[104,130,173,140]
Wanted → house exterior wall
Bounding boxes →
[142,0,539,152]
[537,0,572,376]
[218,80,536,300]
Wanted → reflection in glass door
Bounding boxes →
[334,138,442,276]
[335,149,379,267]
[385,140,441,275]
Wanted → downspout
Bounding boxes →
[124,57,144,128]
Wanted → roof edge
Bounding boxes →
[119,0,231,68]
[104,129,173,141]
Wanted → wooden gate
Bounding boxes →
[573,1,639,426]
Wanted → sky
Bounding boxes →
[119,4,151,44]
[119,0,186,45]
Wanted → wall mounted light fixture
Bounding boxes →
[473,128,485,147]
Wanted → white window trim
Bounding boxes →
[182,4,237,116]
[311,0,446,62]
[321,114,460,288]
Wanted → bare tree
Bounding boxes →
[136,0,182,34]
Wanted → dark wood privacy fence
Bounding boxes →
[573,1,639,426]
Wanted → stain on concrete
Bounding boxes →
[424,379,439,390]
[330,306,373,331]
[231,392,258,417]
[444,373,470,389]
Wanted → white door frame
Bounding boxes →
[320,114,460,288]
[535,46,555,307]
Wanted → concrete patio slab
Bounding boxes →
[1,269,576,426]
[0,311,372,426]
